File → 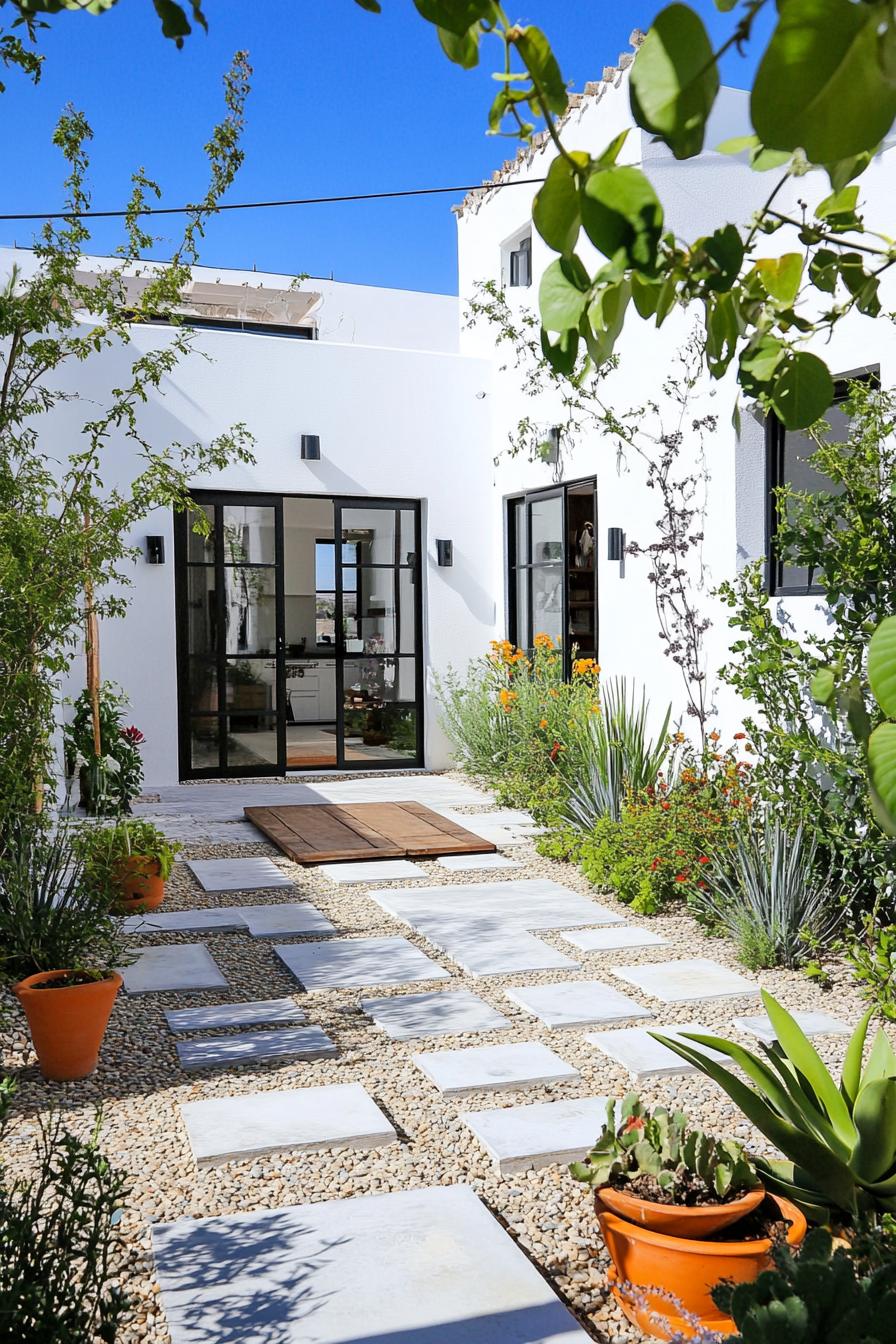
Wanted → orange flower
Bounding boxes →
[533,632,555,650]
[733,731,746,741]
[498,688,517,712]
[672,732,685,744]
[709,730,720,742]
[539,718,548,729]
[572,657,599,677]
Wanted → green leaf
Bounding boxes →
[513,25,568,117]
[868,615,896,717]
[810,665,836,707]
[838,676,872,747]
[808,248,840,294]
[595,129,630,168]
[755,253,804,305]
[580,165,663,270]
[761,991,856,1147]
[533,153,587,255]
[716,133,758,156]
[540,325,579,376]
[863,1027,896,1086]
[629,3,719,160]
[152,0,192,43]
[752,0,896,164]
[816,185,860,220]
[868,722,896,836]
[353,0,382,9]
[851,1078,896,1183]
[631,273,661,318]
[437,24,480,68]
[739,334,785,394]
[705,292,738,378]
[826,149,875,193]
[769,351,834,430]
[840,1006,875,1108]
[539,256,589,331]
[700,224,744,291]
[412,1,493,38]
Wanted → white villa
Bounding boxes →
[15,44,895,787]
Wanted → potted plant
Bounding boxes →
[571,1095,806,1339]
[0,821,129,1081]
[63,682,145,816]
[77,818,180,913]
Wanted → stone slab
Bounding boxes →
[504,981,653,1030]
[176,1026,337,1072]
[186,858,293,892]
[120,902,335,939]
[436,853,520,872]
[180,1082,396,1167]
[373,879,625,931]
[585,1024,727,1080]
[119,944,229,995]
[424,925,580,977]
[612,958,760,1004]
[560,926,669,953]
[274,936,450,990]
[362,989,512,1040]
[238,903,336,938]
[732,1010,852,1044]
[320,859,427,883]
[151,1184,587,1344]
[120,908,246,935]
[413,1042,579,1096]
[462,1096,610,1175]
[165,998,306,1032]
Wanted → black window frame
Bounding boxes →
[508,235,532,288]
[131,313,316,339]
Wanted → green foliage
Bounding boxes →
[75,817,181,885]
[63,683,145,817]
[846,915,896,1024]
[654,991,896,1222]
[570,1093,758,1202]
[629,3,719,160]
[0,1078,130,1341]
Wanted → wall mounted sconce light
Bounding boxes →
[436,539,454,567]
[146,535,165,565]
[543,425,562,465]
[607,526,625,563]
[300,433,321,461]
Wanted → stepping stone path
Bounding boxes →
[585,1024,727,1080]
[561,926,669,952]
[733,1010,851,1043]
[121,902,336,939]
[420,922,580,976]
[612,957,760,1003]
[373,878,625,930]
[275,936,450,990]
[462,1096,610,1174]
[435,853,520,871]
[176,1026,337,1072]
[186,858,293,892]
[165,998,305,1032]
[413,1041,579,1096]
[151,1184,587,1344]
[119,944,229,995]
[362,989,512,1040]
[180,1082,396,1166]
[320,859,426,882]
[505,980,653,1030]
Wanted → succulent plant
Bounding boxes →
[570,1093,759,1203]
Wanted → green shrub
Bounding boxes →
[75,818,181,884]
[63,683,145,817]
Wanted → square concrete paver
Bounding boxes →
[275,937,450,990]
[732,1010,852,1044]
[165,999,306,1032]
[414,1042,579,1096]
[560,926,669,953]
[186,858,293,892]
[612,958,760,1004]
[320,859,426,883]
[504,981,653,1030]
[151,1184,587,1344]
[463,1096,610,1174]
[422,923,580,977]
[585,1024,727,1080]
[436,853,520,872]
[119,909,246,936]
[238,903,337,938]
[362,989,512,1040]
[180,1082,396,1166]
[374,879,625,931]
[176,1026,337,1072]
[119,944,229,995]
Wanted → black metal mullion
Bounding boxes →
[214,502,227,774]
[334,501,346,771]
[274,498,286,775]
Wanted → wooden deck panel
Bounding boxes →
[244,801,498,865]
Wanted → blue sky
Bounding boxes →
[0,1,771,294]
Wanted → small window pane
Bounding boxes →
[187,506,216,562]
[225,714,279,769]
[224,659,276,713]
[221,504,276,564]
[189,717,220,770]
[530,495,563,563]
[342,508,395,564]
[221,567,277,655]
[775,401,848,590]
[342,704,417,760]
[187,567,217,655]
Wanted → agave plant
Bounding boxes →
[653,991,896,1222]
[560,678,672,827]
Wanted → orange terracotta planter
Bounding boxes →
[597,1184,765,1239]
[114,855,164,912]
[14,970,123,1081]
[597,1192,807,1341]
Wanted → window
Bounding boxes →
[508,234,532,288]
[314,540,359,645]
[766,372,875,594]
[133,313,316,339]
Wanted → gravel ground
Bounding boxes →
[1,771,887,1344]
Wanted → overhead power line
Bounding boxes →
[0,175,549,224]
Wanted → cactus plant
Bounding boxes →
[570,1093,759,1202]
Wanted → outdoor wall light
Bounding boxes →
[436,539,454,567]
[146,535,165,565]
[543,425,562,465]
[300,433,321,461]
[607,527,625,562]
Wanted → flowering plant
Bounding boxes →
[64,683,145,816]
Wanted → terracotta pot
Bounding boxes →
[114,855,164,911]
[14,970,123,1081]
[597,1192,807,1341]
[597,1183,765,1239]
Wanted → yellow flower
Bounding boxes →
[548,688,559,699]
[590,702,601,714]
[539,718,548,729]
[533,632,555,650]
[672,732,685,744]
[572,657,599,677]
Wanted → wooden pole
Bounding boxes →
[84,510,102,759]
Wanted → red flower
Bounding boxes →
[698,855,710,865]
[733,731,746,740]
[674,873,688,883]
[121,725,145,746]
[660,801,670,811]
[674,849,686,857]
[697,879,708,890]
[622,1114,645,1135]
[549,741,562,763]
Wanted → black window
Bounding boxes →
[508,235,531,288]
[132,313,316,339]
[766,372,875,594]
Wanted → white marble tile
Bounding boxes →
[179,1082,396,1166]
[119,944,229,994]
[612,958,760,1004]
[413,1042,579,1096]
[462,1096,610,1174]
[584,1024,727,1080]
[120,909,246,936]
[435,854,520,872]
[319,859,427,883]
[504,981,653,1030]
[362,989,512,1040]
[165,999,305,1032]
[176,1026,337,1072]
[373,879,625,931]
[238,903,336,938]
[186,858,293,892]
[274,937,450,990]
[560,926,668,953]
[151,1185,587,1344]
[423,924,580,977]
[120,902,335,939]
[732,1010,852,1044]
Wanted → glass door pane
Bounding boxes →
[528,492,564,649]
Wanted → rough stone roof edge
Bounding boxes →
[453,29,646,220]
